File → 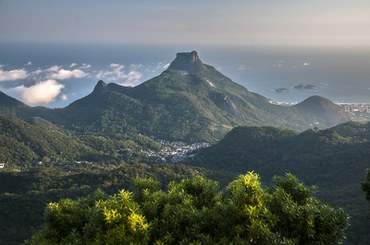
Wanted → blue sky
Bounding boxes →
[1,1,370,107]
[1,0,370,46]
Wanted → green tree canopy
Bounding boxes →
[362,169,370,216]
[28,172,349,244]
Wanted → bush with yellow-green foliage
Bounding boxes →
[28,172,349,244]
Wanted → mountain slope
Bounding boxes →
[191,121,370,244]
[0,115,99,165]
[0,90,32,118]
[0,90,25,108]
[55,51,348,142]
[294,95,348,125]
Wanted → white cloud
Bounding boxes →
[81,63,91,69]
[69,63,91,69]
[32,68,43,75]
[110,63,121,69]
[26,61,32,66]
[130,63,143,70]
[51,68,87,80]
[61,94,68,101]
[19,79,65,105]
[47,65,61,72]
[0,68,29,82]
[96,63,142,86]
[96,63,124,81]
[28,64,91,81]
[303,62,310,66]
[0,63,94,106]
[123,71,142,86]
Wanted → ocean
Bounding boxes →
[1,42,370,108]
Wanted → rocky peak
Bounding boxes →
[179,50,200,62]
[92,80,109,95]
[167,50,203,74]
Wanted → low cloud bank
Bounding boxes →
[0,68,29,82]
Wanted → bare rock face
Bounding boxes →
[176,50,200,63]
[167,50,203,74]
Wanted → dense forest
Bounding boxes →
[363,170,370,215]
[192,122,370,243]
[1,120,370,244]
[0,115,163,167]
[0,162,230,244]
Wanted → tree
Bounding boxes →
[28,172,349,244]
[362,169,370,216]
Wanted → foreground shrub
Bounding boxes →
[28,172,349,244]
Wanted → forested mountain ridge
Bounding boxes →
[0,114,165,167]
[0,51,349,143]
[0,90,33,118]
[57,51,348,142]
[0,115,99,165]
[191,121,370,243]
[192,121,370,172]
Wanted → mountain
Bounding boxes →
[52,51,348,142]
[0,90,25,108]
[0,90,59,124]
[0,115,104,165]
[0,51,348,143]
[192,121,370,173]
[191,121,370,244]
[294,95,348,125]
[0,90,31,117]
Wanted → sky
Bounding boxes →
[1,0,370,107]
[1,0,370,47]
